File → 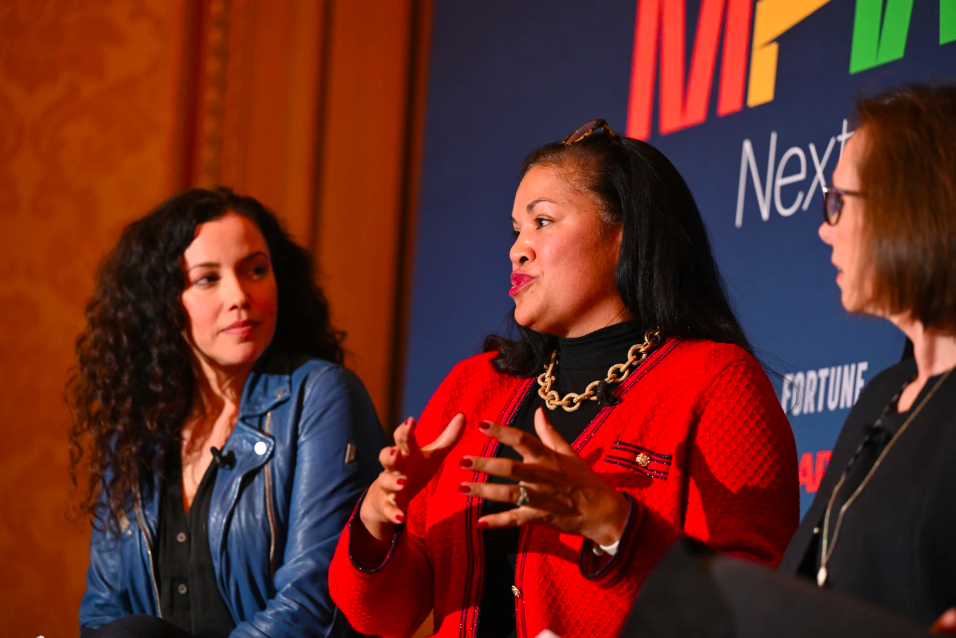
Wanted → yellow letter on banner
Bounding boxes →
[747,0,833,108]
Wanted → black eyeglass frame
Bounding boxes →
[562,119,618,145]
[822,185,865,225]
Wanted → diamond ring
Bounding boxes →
[517,485,530,507]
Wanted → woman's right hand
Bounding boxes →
[359,413,466,541]
[931,608,956,634]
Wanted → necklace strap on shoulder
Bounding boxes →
[818,366,953,587]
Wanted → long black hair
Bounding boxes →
[484,133,752,377]
[68,187,343,531]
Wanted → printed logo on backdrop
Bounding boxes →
[621,0,956,502]
[782,361,868,492]
[625,0,956,227]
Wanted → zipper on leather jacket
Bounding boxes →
[263,411,277,580]
[134,497,163,618]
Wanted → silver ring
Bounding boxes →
[516,485,530,507]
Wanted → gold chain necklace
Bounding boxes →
[537,329,661,412]
[817,367,953,587]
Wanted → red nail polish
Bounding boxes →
[460,457,473,468]
[395,513,404,522]
[476,520,489,529]
[458,484,470,493]
[397,477,407,486]
[478,421,491,431]
[390,449,396,456]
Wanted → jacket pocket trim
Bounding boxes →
[603,440,672,479]
[603,457,669,479]
[610,441,672,460]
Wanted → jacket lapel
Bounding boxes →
[208,349,292,596]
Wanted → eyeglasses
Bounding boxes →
[822,185,864,225]
[562,119,618,145]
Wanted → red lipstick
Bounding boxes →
[509,273,534,297]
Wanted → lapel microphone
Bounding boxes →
[594,380,622,407]
[210,446,236,469]
[861,421,891,445]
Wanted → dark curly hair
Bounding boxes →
[67,187,343,532]
[484,132,752,376]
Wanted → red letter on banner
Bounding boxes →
[798,453,814,492]
[798,451,832,493]
[814,450,831,490]
[716,0,751,116]
[626,0,751,140]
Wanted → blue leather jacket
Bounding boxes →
[79,350,386,637]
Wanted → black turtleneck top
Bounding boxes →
[477,321,647,637]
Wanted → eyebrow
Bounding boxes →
[511,198,557,224]
[526,197,555,213]
[186,250,270,272]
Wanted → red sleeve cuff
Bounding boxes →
[347,490,405,574]
[579,493,644,586]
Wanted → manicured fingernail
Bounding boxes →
[460,457,473,468]
[478,421,491,431]
[458,483,470,493]
[395,513,404,522]
[476,520,489,529]
[397,477,407,486]
[390,449,396,456]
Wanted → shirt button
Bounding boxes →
[254,441,268,455]
[813,527,820,535]
[177,583,188,595]
[511,585,521,598]
[176,532,187,543]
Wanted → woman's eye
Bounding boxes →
[251,264,270,278]
[512,229,520,239]
[535,217,552,228]
[194,273,218,286]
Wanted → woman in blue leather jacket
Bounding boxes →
[68,187,386,637]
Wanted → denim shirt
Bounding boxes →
[79,350,386,637]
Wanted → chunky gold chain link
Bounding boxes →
[536,329,661,412]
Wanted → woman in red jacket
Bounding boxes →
[329,120,799,638]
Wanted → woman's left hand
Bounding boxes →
[459,407,630,547]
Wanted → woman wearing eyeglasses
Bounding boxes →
[329,121,799,638]
[776,84,956,630]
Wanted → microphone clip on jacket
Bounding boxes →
[210,446,236,469]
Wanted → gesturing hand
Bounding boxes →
[360,413,466,541]
[931,608,956,634]
[459,407,630,547]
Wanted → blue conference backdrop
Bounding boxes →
[401,0,956,514]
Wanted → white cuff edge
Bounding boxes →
[591,539,620,557]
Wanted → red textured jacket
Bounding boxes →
[330,339,799,638]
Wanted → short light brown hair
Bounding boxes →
[857,84,956,331]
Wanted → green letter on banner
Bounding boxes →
[849,0,914,74]
[943,0,956,44]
